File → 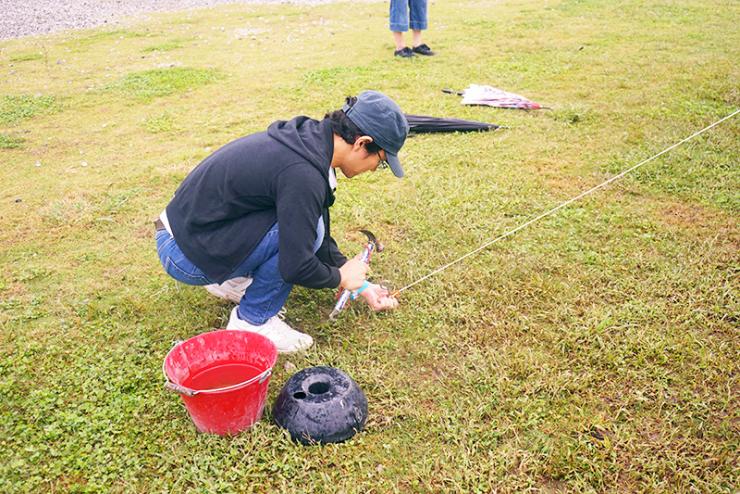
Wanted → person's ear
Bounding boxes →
[353,135,374,152]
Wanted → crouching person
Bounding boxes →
[155,91,407,353]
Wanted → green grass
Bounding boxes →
[0,95,59,125]
[107,67,224,100]
[0,133,25,149]
[61,29,146,52]
[141,38,189,53]
[9,52,43,63]
[0,0,738,492]
[143,111,178,133]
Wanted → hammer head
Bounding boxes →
[359,229,384,252]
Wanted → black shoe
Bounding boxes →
[412,43,435,56]
[394,47,414,58]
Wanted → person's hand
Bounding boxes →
[339,259,368,291]
[360,283,399,311]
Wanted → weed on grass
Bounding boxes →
[143,112,177,133]
[141,39,187,53]
[548,106,594,126]
[8,52,43,63]
[0,95,59,125]
[61,29,146,51]
[107,67,223,100]
[0,133,25,149]
[304,65,374,85]
[604,129,740,213]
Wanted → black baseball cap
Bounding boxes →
[343,90,409,177]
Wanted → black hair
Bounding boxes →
[325,96,382,154]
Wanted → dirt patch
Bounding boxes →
[659,201,739,248]
[538,477,569,493]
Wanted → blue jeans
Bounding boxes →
[390,0,428,32]
[156,218,324,325]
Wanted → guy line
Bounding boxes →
[394,109,740,295]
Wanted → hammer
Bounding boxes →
[329,230,383,319]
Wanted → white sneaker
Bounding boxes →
[204,277,253,303]
[226,307,313,353]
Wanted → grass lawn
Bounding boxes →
[1,0,738,492]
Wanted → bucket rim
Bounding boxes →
[162,329,277,397]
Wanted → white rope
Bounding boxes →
[395,109,739,294]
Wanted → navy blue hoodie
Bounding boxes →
[166,117,347,287]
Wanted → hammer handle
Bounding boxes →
[329,243,375,319]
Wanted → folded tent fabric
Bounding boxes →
[404,114,499,134]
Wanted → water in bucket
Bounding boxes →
[184,363,264,390]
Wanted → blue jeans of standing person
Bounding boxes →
[390,0,428,32]
[156,218,325,325]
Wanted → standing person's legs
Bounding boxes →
[409,0,435,55]
[390,0,414,57]
[412,29,423,47]
[408,0,427,32]
[389,0,409,33]
[392,31,406,51]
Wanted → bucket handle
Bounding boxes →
[165,380,199,397]
[163,339,273,396]
[164,368,272,396]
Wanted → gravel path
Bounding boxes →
[0,0,338,40]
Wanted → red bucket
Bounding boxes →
[163,330,278,435]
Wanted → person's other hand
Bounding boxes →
[339,259,368,291]
[360,283,399,311]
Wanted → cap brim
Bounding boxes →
[387,153,404,178]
